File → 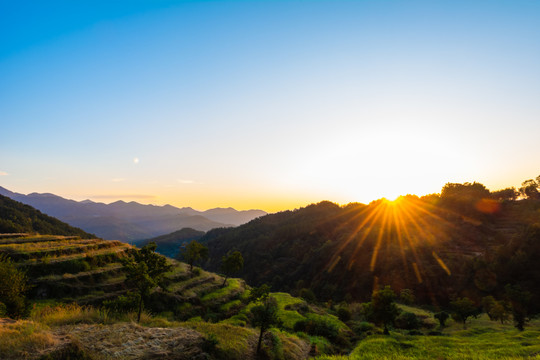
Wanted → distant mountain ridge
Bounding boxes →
[0,187,266,241]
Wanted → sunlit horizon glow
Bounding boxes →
[1,1,540,213]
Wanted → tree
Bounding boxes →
[519,178,540,199]
[0,254,29,318]
[123,242,171,323]
[179,240,208,275]
[220,251,243,287]
[450,297,478,329]
[371,285,399,335]
[491,188,518,201]
[505,284,532,331]
[434,311,449,328]
[249,284,280,354]
[481,296,496,320]
[399,289,415,305]
[490,301,510,325]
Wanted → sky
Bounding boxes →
[1,0,540,212]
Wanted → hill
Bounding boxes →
[3,235,540,359]
[0,187,266,241]
[0,234,351,359]
[0,194,96,239]
[132,227,205,258]
[201,183,540,309]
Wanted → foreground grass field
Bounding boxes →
[316,315,540,360]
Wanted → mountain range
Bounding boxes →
[0,187,266,241]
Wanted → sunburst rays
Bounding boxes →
[325,196,454,292]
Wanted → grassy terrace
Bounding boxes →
[34,262,124,282]
[19,243,131,266]
[201,278,245,305]
[0,234,79,245]
[166,271,217,294]
[0,240,122,260]
[0,238,102,251]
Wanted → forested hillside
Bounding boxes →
[0,194,96,238]
[202,179,540,310]
[133,227,205,258]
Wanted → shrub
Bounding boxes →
[352,321,375,334]
[299,288,316,303]
[293,317,339,341]
[0,254,29,318]
[337,306,352,322]
[395,312,421,330]
[202,333,219,354]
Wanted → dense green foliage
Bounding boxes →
[0,253,29,318]
[179,239,209,274]
[0,194,95,238]
[220,250,244,287]
[123,242,171,322]
[202,179,540,317]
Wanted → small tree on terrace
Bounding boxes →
[371,285,399,335]
[249,284,281,354]
[123,242,171,323]
[505,284,532,331]
[179,240,208,275]
[450,297,478,329]
[220,251,243,287]
[434,311,449,328]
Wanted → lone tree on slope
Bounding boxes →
[124,242,171,323]
[220,251,244,287]
[371,285,399,335]
[249,284,281,354]
[179,240,208,275]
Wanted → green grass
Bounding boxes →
[201,278,243,304]
[182,320,257,359]
[220,299,243,312]
[316,320,540,360]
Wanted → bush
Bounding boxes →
[293,317,339,341]
[202,333,219,354]
[395,312,421,330]
[337,307,352,322]
[299,288,316,303]
[0,254,29,318]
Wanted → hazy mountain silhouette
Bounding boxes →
[0,187,266,241]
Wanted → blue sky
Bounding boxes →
[1,1,540,211]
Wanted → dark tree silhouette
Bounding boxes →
[519,178,540,199]
[0,254,29,318]
[505,284,532,331]
[434,311,449,328]
[371,285,399,335]
[249,284,280,354]
[451,297,478,329]
[220,251,244,287]
[124,242,171,323]
[179,240,208,275]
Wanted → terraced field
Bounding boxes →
[1,235,250,319]
[0,234,351,359]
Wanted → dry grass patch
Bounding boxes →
[0,319,57,359]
